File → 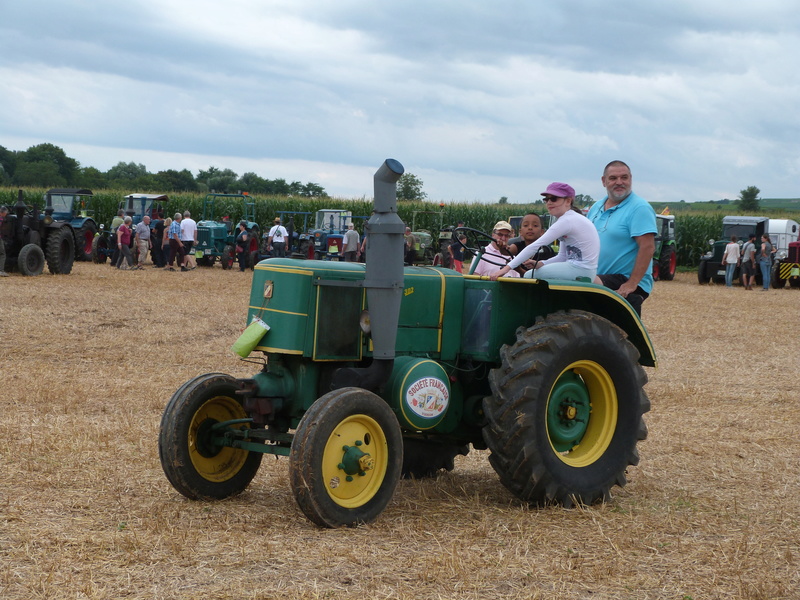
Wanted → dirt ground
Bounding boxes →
[1,264,798,600]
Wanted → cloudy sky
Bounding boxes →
[3,1,800,204]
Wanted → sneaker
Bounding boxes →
[181,266,188,272]
[0,271,9,277]
[167,267,175,271]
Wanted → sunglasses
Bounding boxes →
[542,196,563,203]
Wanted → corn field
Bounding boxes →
[2,187,794,268]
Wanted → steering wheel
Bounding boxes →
[453,227,511,268]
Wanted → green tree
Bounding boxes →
[20,143,80,184]
[0,145,15,183]
[76,166,107,189]
[302,182,327,197]
[107,161,150,188]
[397,173,427,201]
[575,194,594,209]
[12,161,65,187]
[197,166,238,193]
[155,169,197,192]
[738,186,760,212]
[498,196,508,204]
[238,172,269,194]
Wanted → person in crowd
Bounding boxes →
[0,206,9,277]
[180,210,197,269]
[404,227,418,265]
[586,160,657,315]
[722,235,740,288]
[268,217,288,257]
[449,234,467,273]
[134,215,151,270]
[235,220,249,271]
[150,213,165,268]
[491,183,598,281]
[109,209,125,267]
[740,233,757,290]
[507,212,556,276]
[343,223,360,262]
[116,216,134,270]
[167,213,186,271]
[759,234,773,291]
[471,221,519,278]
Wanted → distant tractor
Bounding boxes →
[698,216,768,285]
[1,190,73,275]
[92,193,169,264]
[195,193,260,269]
[42,188,96,262]
[159,160,655,528]
[652,214,677,281]
[311,209,353,259]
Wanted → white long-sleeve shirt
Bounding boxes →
[507,209,599,271]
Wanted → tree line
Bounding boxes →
[0,143,328,197]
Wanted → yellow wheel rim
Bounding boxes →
[546,360,618,467]
[188,395,250,482]
[321,414,389,508]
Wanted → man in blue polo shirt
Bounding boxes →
[587,160,657,315]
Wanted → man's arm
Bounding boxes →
[618,233,655,297]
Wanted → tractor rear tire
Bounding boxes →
[659,245,677,281]
[17,244,45,276]
[483,311,650,507]
[289,387,403,527]
[75,221,98,261]
[91,235,109,263]
[401,438,469,479]
[46,227,75,274]
[159,373,262,500]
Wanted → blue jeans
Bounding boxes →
[759,260,771,289]
[725,263,736,287]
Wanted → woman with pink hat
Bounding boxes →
[490,182,599,282]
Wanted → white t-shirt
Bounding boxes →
[269,225,287,242]
[507,209,599,271]
[180,218,197,242]
[722,242,740,264]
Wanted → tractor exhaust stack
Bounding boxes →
[331,159,405,392]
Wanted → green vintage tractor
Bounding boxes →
[195,193,260,268]
[159,160,655,528]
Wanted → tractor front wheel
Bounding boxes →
[17,244,45,276]
[46,227,75,274]
[289,387,402,527]
[159,373,262,500]
[483,311,650,507]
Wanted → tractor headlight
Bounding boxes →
[43,215,54,226]
[776,249,788,260]
[359,310,371,335]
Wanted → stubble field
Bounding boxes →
[1,264,798,600]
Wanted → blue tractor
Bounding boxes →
[42,188,97,262]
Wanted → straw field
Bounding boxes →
[1,264,798,600]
